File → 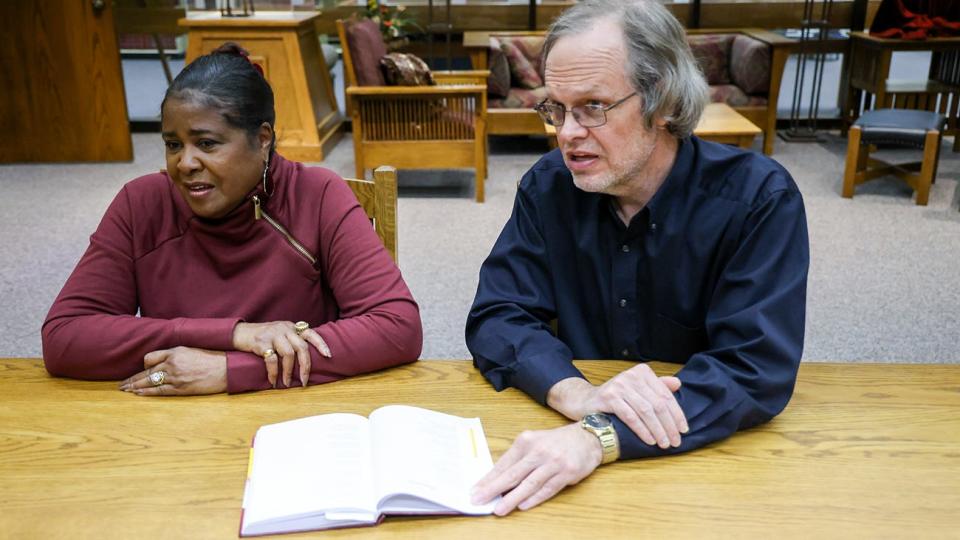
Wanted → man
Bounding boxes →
[466,0,809,516]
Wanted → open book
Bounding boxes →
[240,405,497,536]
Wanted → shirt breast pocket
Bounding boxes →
[651,313,707,363]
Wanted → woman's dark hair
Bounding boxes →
[162,43,275,147]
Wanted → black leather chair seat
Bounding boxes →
[855,109,947,149]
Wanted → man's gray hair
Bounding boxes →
[542,0,708,138]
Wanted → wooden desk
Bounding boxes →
[2,359,957,538]
[544,103,762,150]
[179,12,342,162]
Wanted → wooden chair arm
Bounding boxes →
[434,70,491,85]
[739,28,795,48]
[434,70,491,78]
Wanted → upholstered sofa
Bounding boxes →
[464,29,792,155]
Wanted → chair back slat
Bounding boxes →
[343,165,398,262]
[357,96,477,141]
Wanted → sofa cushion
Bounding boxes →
[488,37,512,97]
[729,35,771,95]
[345,18,387,86]
[687,34,734,85]
[709,84,767,107]
[380,52,436,86]
[500,36,544,89]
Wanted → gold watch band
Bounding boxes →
[580,413,620,464]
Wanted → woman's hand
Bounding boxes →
[119,346,227,396]
[232,321,331,388]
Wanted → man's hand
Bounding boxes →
[471,423,602,516]
[547,363,688,449]
[232,321,330,388]
[119,346,227,396]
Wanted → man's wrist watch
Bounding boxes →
[580,412,620,464]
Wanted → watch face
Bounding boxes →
[584,413,612,429]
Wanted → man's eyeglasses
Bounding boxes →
[534,92,638,128]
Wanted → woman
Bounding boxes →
[42,44,422,395]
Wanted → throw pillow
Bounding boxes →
[686,34,734,85]
[729,35,771,95]
[380,53,436,86]
[487,37,512,98]
[345,18,388,86]
[500,39,543,89]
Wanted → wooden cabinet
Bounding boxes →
[179,12,342,162]
[0,1,132,163]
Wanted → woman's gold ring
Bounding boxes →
[262,349,276,360]
[149,370,167,387]
[294,321,309,336]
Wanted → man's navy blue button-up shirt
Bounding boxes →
[466,137,809,459]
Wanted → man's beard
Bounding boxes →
[569,133,659,195]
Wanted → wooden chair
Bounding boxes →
[842,109,946,206]
[337,19,490,202]
[343,165,398,262]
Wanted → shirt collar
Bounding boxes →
[644,136,693,225]
[172,152,293,227]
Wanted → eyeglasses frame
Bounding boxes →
[534,92,639,129]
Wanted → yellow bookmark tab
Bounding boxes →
[469,427,477,458]
[247,447,255,478]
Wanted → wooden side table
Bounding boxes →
[179,11,342,162]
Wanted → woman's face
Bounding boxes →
[161,98,272,219]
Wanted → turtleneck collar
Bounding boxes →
[170,152,295,233]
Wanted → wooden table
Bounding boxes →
[689,102,763,149]
[544,103,762,149]
[179,12,342,162]
[2,359,957,538]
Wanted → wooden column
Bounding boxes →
[179,12,342,162]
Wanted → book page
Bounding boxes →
[368,405,496,515]
[242,413,378,531]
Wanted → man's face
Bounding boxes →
[544,19,666,196]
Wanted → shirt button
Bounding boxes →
[621,348,630,358]
[621,244,630,253]
[650,222,658,231]
[619,298,627,308]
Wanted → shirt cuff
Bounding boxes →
[225,350,271,394]
[173,317,240,350]
[510,354,585,406]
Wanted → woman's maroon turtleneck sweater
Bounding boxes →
[42,154,422,393]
